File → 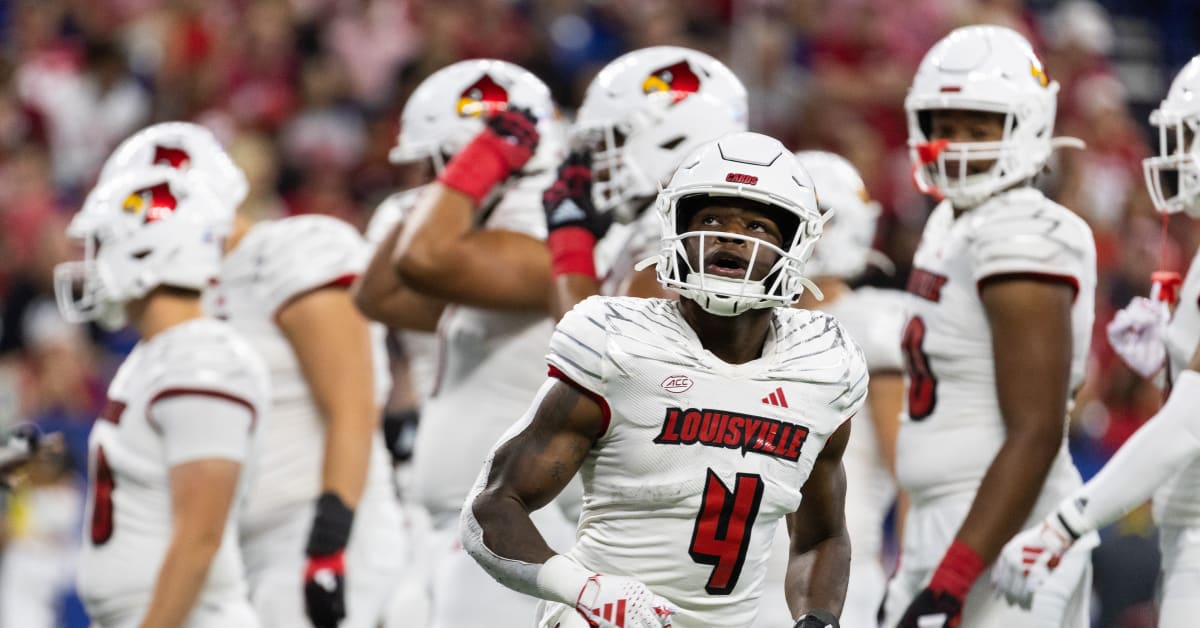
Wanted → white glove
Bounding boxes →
[573,574,677,628]
[991,505,1086,609]
[1106,297,1169,378]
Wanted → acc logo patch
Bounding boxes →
[457,74,509,118]
[642,60,701,105]
[661,375,693,394]
[123,183,179,224]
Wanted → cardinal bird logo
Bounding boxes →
[456,74,509,118]
[123,183,179,224]
[642,60,701,105]
[153,145,191,168]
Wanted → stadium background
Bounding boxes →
[0,0,1196,626]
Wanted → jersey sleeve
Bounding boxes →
[969,197,1096,293]
[546,295,610,400]
[147,322,270,433]
[155,395,255,465]
[483,171,552,239]
[259,215,369,315]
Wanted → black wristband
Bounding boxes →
[794,609,840,628]
[305,491,355,556]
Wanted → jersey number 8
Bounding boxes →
[902,316,937,420]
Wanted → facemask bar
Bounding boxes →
[53,235,108,324]
[1144,114,1200,214]
[657,222,823,315]
[575,122,652,223]
[910,110,1024,206]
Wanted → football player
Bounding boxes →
[991,54,1200,627]
[56,167,269,628]
[541,46,748,320]
[882,26,1098,628]
[463,132,866,628]
[354,60,578,627]
[754,151,905,628]
[99,123,403,628]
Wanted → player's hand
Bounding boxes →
[438,107,541,205]
[1106,296,1168,378]
[303,492,355,628]
[990,507,1081,609]
[573,574,676,628]
[304,551,346,628]
[893,587,963,628]
[544,151,611,240]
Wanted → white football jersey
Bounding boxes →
[1157,251,1200,525]
[206,215,395,530]
[366,188,439,403]
[548,296,867,628]
[411,172,558,521]
[897,188,1095,511]
[76,319,269,623]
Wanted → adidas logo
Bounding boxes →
[549,199,586,224]
[761,387,788,408]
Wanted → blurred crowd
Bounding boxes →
[1,0,1198,626]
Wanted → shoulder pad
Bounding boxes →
[145,320,270,412]
[770,309,869,419]
[253,216,368,314]
[366,186,426,244]
[968,190,1096,286]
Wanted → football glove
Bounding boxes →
[573,573,676,628]
[794,609,840,628]
[544,151,612,279]
[991,500,1087,609]
[303,492,355,628]
[1106,296,1169,378]
[893,587,963,628]
[438,107,540,205]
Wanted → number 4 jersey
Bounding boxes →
[545,296,867,627]
[897,188,1096,506]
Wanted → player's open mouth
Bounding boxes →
[705,250,750,279]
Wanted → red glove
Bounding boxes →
[894,541,984,628]
[437,107,540,206]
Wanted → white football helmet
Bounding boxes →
[389,59,565,175]
[1144,54,1200,217]
[906,26,1073,208]
[795,151,882,280]
[575,46,748,222]
[55,167,230,329]
[98,122,248,215]
[649,132,823,316]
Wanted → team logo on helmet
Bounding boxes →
[456,74,509,118]
[153,145,191,168]
[122,183,179,224]
[1030,63,1049,88]
[642,61,701,104]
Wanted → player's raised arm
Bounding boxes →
[392,107,553,311]
[353,217,445,331]
[785,419,853,627]
[461,378,676,627]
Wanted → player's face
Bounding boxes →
[684,203,784,282]
[928,109,1006,174]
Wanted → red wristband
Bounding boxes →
[304,549,346,579]
[548,226,598,279]
[928,540,985,599]
[437,128,532,205]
